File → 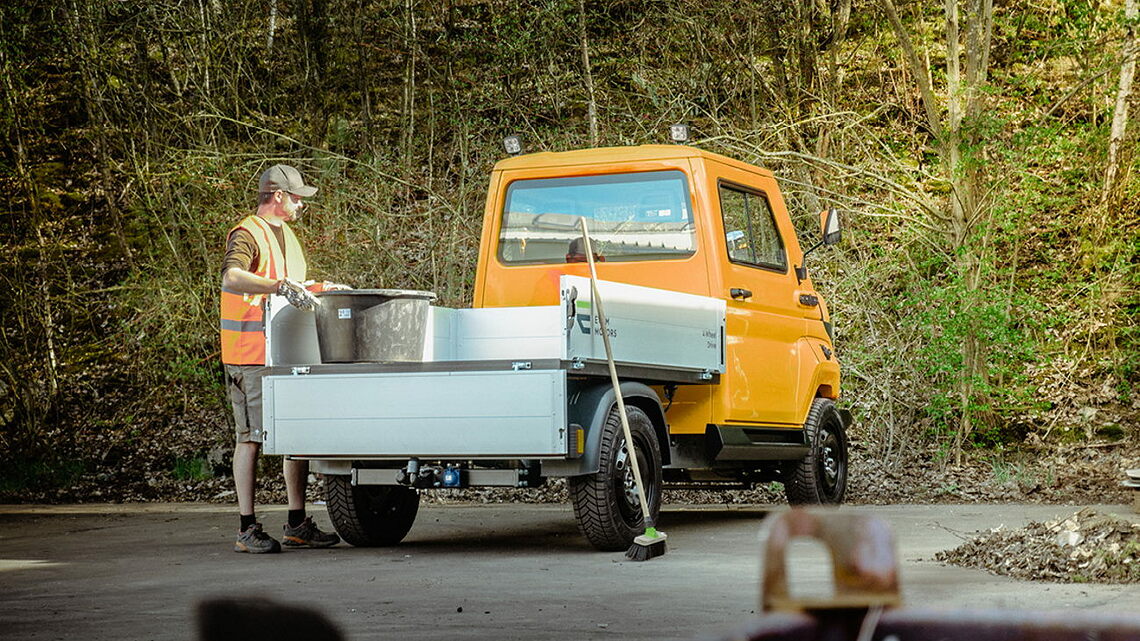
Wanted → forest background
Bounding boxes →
[1,0,1137,503]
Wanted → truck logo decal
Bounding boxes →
[575,313,616,338]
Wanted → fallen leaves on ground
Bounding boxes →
[935,507,1140,583]
[848,445,1139,505]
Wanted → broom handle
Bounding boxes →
[579,219,654,529]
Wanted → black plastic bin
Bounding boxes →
[313,289,436,363]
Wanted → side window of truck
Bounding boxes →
[718,184,786,271]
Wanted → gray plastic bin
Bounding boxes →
[313,289,436,363]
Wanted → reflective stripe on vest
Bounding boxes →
[220,215,308,365]
[219,318,265,333]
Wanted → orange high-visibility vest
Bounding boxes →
[220,215,308,365]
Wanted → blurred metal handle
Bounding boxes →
[762,509,902,613]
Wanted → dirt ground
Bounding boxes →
[1,503,1139,641]
[30,443,1137,507]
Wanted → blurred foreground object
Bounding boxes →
[197,597,343,641]
[704,508,1140,641]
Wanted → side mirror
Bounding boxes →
[796,208,842,283]
[820,207,841,246]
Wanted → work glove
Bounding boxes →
[277,277,321,311]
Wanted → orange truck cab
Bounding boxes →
[261,144,849,551]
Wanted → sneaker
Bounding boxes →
[234,523,281,554]
[282,516,340,548]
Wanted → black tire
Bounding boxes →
[569,404,663,551]
[785,398,848,504]
[325,475,419,546]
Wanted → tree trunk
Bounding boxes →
[67,0,135,269]
[0,31,57,441]
[880,0,995,464]
[1100,0,1138,227]
[268,0,278,51]
[401,0,417,171]
[578,0,598,147]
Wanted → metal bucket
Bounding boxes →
[313,289,436,363]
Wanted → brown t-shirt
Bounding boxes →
[221,222,286,276]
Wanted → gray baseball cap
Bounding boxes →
[258,164,318,198]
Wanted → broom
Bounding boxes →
[579,218,668,561]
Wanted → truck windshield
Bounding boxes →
[499,170,696,264]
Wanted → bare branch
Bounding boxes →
[878,0,945,139]
[732,145,944,220]
[191,112,461,218]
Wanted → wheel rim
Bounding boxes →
[613,435,653,527]
[817,416,846,499]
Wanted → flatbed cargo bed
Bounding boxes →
[265,357,719,385]
[262,277,726,460]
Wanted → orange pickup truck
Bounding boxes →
[261,144,849,551]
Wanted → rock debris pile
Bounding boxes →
[936,507,1140,583]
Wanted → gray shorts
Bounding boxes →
[224,364,266,443]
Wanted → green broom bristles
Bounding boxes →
[626,528,668,561]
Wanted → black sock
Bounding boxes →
[240,514,256,532]
[288,509,306,528]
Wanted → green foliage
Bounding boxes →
[0,459,86,496]
[0,0,1138,500]
[172,456,213,482]
[899,253,1042,449]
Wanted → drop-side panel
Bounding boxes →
[262,370,567,457]
[562,275,725,374]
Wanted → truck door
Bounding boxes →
[714,175,803,425]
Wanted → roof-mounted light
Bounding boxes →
[669,123,690,144]
[503,135,523,155]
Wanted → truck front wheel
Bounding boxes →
[785,398,848,504]
[325,475,419,546]
[570,405,663,551]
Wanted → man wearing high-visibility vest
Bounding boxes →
[220,164,342,553]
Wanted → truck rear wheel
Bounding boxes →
[325,475,419,546]
[570,404,663,551]
[785,398,848,504]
